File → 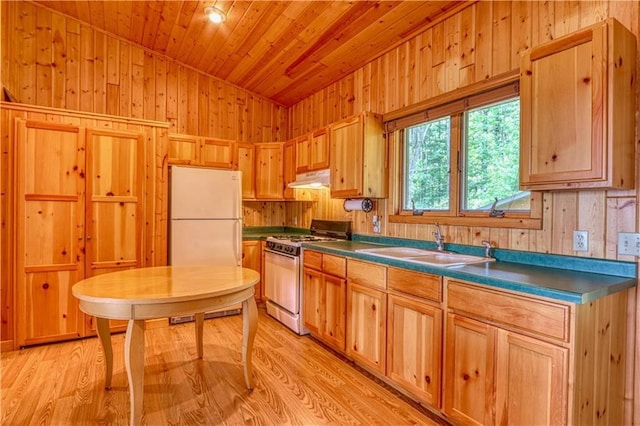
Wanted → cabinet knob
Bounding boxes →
[42,283,49,290]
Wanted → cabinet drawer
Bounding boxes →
[323,254,346,277]
[447,280,570,342]
[303,250,322,270]
[348,259,387,289]
[388,267,442,302]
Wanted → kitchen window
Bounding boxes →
[387,76,541,229]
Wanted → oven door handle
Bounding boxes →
[264,248,298,260]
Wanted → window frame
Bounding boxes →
[386,72,542,230]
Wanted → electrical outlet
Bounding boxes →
[573,230,589,252]
[618,232,640,256]
[372,215,380,234]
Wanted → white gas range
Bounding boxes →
[263,219,352,335]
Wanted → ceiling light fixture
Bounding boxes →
[205,6,226,24]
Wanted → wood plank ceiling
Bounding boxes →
[34,0,468,106]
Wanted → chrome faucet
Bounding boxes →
[433,223,445,251]
[481,240,492,258]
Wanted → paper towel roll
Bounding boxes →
[343,198,373,212]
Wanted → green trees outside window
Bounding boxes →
[403,97,529,214]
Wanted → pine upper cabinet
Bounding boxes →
[283,140,296,200]
[330,112,387,198]
[201,138,235,169]
[236,142,255,199]
[168,133,199,165]
[346,259,387,375]
[255,143,283,199]
[168,133,234,169]
[520,18,636,190]
[296,127,330,173]
[15,120,86,347]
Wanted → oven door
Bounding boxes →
[264,249,300,315]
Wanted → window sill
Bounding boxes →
[389,214,542,230]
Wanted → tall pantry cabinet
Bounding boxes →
[15,120,87,346]
[15,120,145,345]
[5,104,169,349]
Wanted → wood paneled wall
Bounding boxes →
[0,1,287,142]
[285,2,640,422]
[286,0,640,261]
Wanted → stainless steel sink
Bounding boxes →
[355,246,494,267]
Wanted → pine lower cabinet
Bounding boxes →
[444,278,628,425]
[346,259,387,375]
[386,267,443,408]
[302,250,347,352]
[241,240,262,301]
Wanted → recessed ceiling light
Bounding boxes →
[205,6,226,24]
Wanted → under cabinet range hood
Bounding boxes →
[288,169,330,188]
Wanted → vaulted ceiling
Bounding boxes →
[35,1,468,106]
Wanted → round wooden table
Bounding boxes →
[72,265,260,426]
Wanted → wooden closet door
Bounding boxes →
[15,119,86,346]
[85,128,144,332]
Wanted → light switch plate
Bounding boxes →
[618,232,640,256]
[573,230,588,252]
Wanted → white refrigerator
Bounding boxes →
[169,166,243,323]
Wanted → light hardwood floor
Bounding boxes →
[1,309,447,425]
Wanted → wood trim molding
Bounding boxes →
[383,70,520,123]
[389,214,543,230]
[0,102,171,128]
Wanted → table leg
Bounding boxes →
[241,296,258,390]
[194,312,204,359]
[95,317,113,390]
[124,319,145,426]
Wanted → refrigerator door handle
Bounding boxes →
[234,219,242,266]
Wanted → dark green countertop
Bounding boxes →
[301,240,636,304]
[242,226,309,240]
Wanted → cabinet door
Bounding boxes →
[330,115,363,197]
[322,274,347,352]
[346,282,386,374]
[236,142,255,199]
[255,143,283,199]
[242,240,262,300]
[168,133,200,165]
[295,135,310,173]
[283,140,296,200]
[496,329,568,425]
[520,29,603,187]
[519,19,635,190]
[444,313,496,426]
[387,294,442,407]
[302,267,323,335]
[15,120,86,346]
[201,138,234,169]
[85,128,145,333]
[309,127,329,170]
